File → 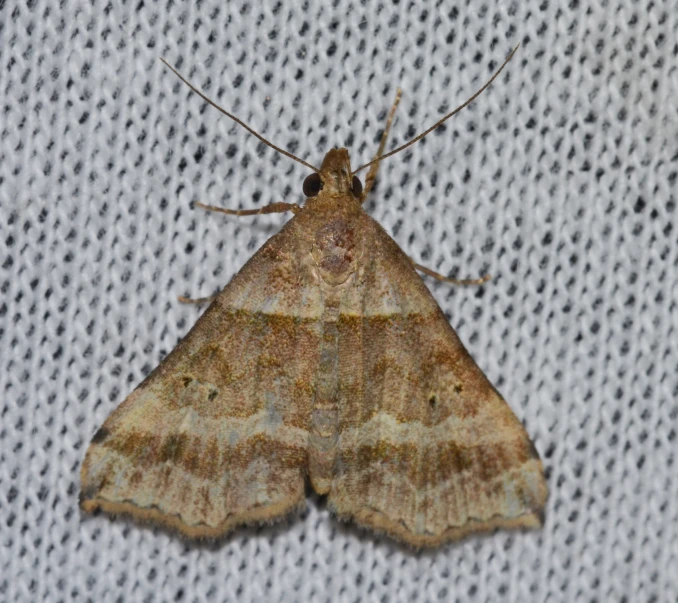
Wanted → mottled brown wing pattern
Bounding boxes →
[80,217,323,537]
[81,146,547,546]
[327,215,548,547]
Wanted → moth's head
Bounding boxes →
[302,148,363,201]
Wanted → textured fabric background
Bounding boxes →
[1,0,676,601]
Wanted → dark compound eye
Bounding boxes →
[351,175,363,197]
[303,173,323,197]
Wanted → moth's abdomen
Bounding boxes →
[308,295,341,494]
[308,406,339,494]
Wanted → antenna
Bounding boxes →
[352,44,520,175]
[160,58,320,173]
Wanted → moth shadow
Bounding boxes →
[332,516,520,558]
[308,494,426,557]
[79,502,308,551]
[314,493,517,556]
[80,490,515,554]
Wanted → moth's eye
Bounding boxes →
[303,173,323,197]
[351,175,363,197]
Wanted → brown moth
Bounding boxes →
[80,46,548,547]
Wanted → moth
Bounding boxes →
[80,46,548,547]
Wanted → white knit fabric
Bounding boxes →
[1,0,676,601]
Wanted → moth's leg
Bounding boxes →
[361,88,402,202]
[182,201,299,303]
[195,201,301,216]
[177,294,218,305]
[412,260,491,286]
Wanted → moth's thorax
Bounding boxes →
[311,215,360,286]
[302,148,364,287]
[318,147,353,196]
